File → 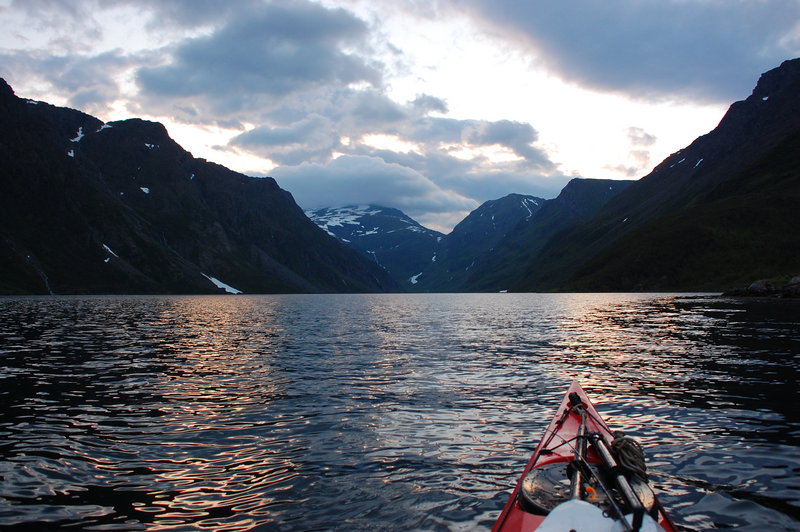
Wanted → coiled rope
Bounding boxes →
[611,431,648,480]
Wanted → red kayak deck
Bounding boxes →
[492,380,676,532]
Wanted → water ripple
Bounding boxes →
[0,294,798,530]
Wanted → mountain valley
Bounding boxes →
[2,58,798,295]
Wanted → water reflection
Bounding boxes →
[0,294,798,530]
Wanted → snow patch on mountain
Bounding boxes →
[102,244,119,258]
[521,197,540,219]
[306,205,440,241]
[202,273,242,294]
[306,205,445,289]
[306,205,383,235]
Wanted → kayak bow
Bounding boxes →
[492,380,677,532]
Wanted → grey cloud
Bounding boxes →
[403,117,554,170]
[235,116,333,147]
[333,141,569,204]
[221,86,412,162]
[403,116,549,165]
[345,144,474,183]
[615,127,656,177]
[629,150,651,167]
[605,131,654,178]
[9,0,283,34]
[230,115,339,165]
[454,0,800,102]
[464,119,553,170]
[0,49,133,113]
[343,90,408,125]
[627,127,656,147]
[227,89,567,211]
[405,117,471,145]
[411,94,448,114]
[260,86,406,129]
[445,168,571,202]
[604,163,640,179]
[135,1,382,118]
[131,0,261,29]
[271,155,477,215]
[69,86,115,110]
[466,119,536,146]
[9,0,101,34]
[231,89,559,174]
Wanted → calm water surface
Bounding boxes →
[0,293,797,531]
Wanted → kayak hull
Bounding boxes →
[492,380,676,532]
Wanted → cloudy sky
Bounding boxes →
[2,0,798,231]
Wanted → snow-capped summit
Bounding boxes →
[306,205,444,289]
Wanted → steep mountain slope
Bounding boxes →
[514,58,800,291]
[461,179,634,292]
[0,79,398,294]
[412,194,545,291]
[562,129,800,291]
[306,205,444,290]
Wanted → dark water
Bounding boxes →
[0,293,797,531]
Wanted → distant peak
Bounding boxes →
[562,177,633,189]
[99,118,182,152]
[107,118,170,136]
[0,78,15,99]
[750,57,800,100]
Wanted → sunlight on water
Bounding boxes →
[0,293,798,530]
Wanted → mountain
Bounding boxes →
[514,58,800,292]
[306,194,547,292]
[412,194,545,291]
[0,79,399,295]
[460,179,635,292]
[306,205,444,290]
